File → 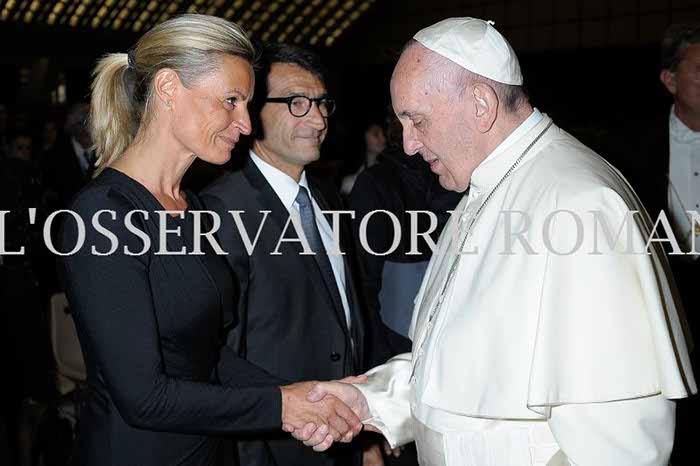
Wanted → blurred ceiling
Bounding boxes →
[0,0,377,47]
[0,0,699,65]
[332,0,700,64]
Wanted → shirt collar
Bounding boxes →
[249,149,308,210]
[669,105,700,144]
[470,108,544,191]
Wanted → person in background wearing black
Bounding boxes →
[607,23,700,466]
[58,14,361,466]
[0,131,52,465]
[343,114,461,465]
[348,116,462,340]
[42,103,95,211]
[645,23,700,466]
[38,103,97,297]
[339,121,387,197]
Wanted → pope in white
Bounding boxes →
[284,18,697,465]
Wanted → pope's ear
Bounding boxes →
[660,69,677,96]
[472,83,498,133]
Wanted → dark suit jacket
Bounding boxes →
[202,157,410,466]
[347,150,462,329]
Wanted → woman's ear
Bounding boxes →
[153,68,180,109]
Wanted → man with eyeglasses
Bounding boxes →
[202,43,410,466]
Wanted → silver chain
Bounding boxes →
[421,119,554,332]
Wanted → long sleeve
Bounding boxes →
[354,352,414,447]
[60,188,282,435]
[216,329,290,388]
[547,395,675,465]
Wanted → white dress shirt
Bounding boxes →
[668,106,700,256]
[249,151,352,331]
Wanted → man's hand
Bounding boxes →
[280,381,362,450]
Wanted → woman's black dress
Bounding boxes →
[60,168,284,466]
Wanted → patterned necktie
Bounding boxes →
[295,186,348,323]
[295,186,325,253]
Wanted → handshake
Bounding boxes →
[279,375,378,452]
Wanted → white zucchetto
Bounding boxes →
[414,17,523,85]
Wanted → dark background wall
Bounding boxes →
[1,0,699,173]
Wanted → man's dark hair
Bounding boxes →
[251,43,328,139]
[661,23,700,71]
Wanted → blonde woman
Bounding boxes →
[59,15,360,466]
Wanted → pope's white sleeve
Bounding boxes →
[353,352,414,448]
[547,394,675,465]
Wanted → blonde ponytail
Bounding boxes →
[89,54,136,176]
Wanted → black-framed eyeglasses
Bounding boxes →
[264,95,336,118]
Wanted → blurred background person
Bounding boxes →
[0,130,52,466]
[660,24,700,259]
[340,121,387,196]
[42,102,94,212]
[39,103,96,297]
[348,113,462,339]
[39,119,60,160]
[649,22,700,465]
[346,112,462,466]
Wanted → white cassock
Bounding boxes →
[355,110,697,466]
